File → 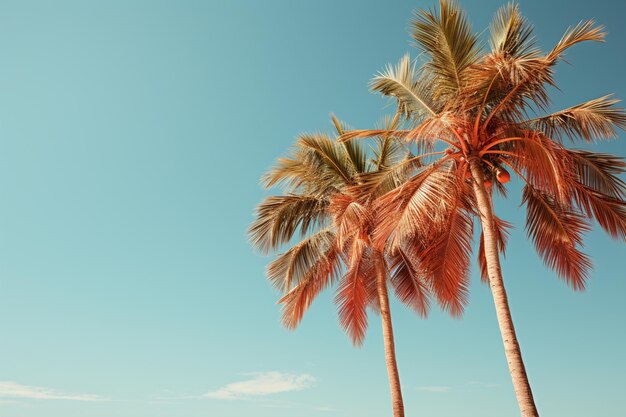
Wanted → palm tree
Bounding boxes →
[338,2,626,416]
[249,115,466,417]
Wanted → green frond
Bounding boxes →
[411,0,480,99]
[489,2,536,58]
[370,54,438,118]
[330,113,369,174]
[298,133,357,185]
[249,194,328,254]
[359,152,421,198]
[267,229,336,291]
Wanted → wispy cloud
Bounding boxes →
[205,372,315,400]
[0,381,106,402]
[415,386,450,393]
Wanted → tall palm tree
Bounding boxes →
[249,115,466,417]
[339,2,626,416]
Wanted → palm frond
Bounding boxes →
[359,152,421,198]
[374,163,456,250]
[411,0,480,99]
[372,113,406,170]
[370,54,439,118]
[417,197,473,317]
[298,133,357,186]
[548,20,605,62]
[338,129,409,143]
[330,113,369,174]
[262,142,345,193]
[489,2,536,58]
[329,193,371,251]
[278,240,342,329]
[572,185,626,241]
[249,195,328,254]
[335,240,373,346]
[373,136,407,171]
[267,229,336,291]
[389,248,430,317]
[567,150,626,198]
[523,185,592,289]
[523,96,626,142]
[506,132,569,202]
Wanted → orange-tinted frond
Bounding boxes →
[329,193,371,251]
[523,185,592,290]
[576,187,626,241]
[567,150,626,199]
[548,20,605,62]
[505,133,569,202]
[374,163,455,251]
[417,200,473,317]
[389,248,431,317]
[335,240,373,346]
[278,241,342,329]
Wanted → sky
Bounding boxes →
[0,0,624,416]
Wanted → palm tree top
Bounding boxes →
[249,115,452,345]
[338,0,626,290]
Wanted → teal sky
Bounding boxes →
[0,1,624,416]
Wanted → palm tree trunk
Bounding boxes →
[374,250,405,417]
[468,157,539,417]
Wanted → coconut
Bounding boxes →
[496,168,511,184]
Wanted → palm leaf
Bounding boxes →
[267,229,336,291]
[329,193,371,251]
[572,185,626,241]
[370,54,438,117]
[567,150,626,198]
[249,195,328,254]
[548,20,605,62]
[489,2,536,58]
[278,240,342,329]
[389,248,430,317]
[417,196,472,316]
[335,240,373,346]
[330,113,369,174]
[359,152,421,198]
[523,185,592,289]
[298,133,357,186]
[411,0,480,99]
[523,96,626,142]
[374,163,455,251]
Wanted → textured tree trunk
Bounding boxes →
[468,157,540,417]
[374,250,405,417]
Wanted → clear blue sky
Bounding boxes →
[0,1,624,416]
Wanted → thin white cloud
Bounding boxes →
[205,372,315,400]
[315,406,334,412]
[415,386,450,393]
[0,381,106,401]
